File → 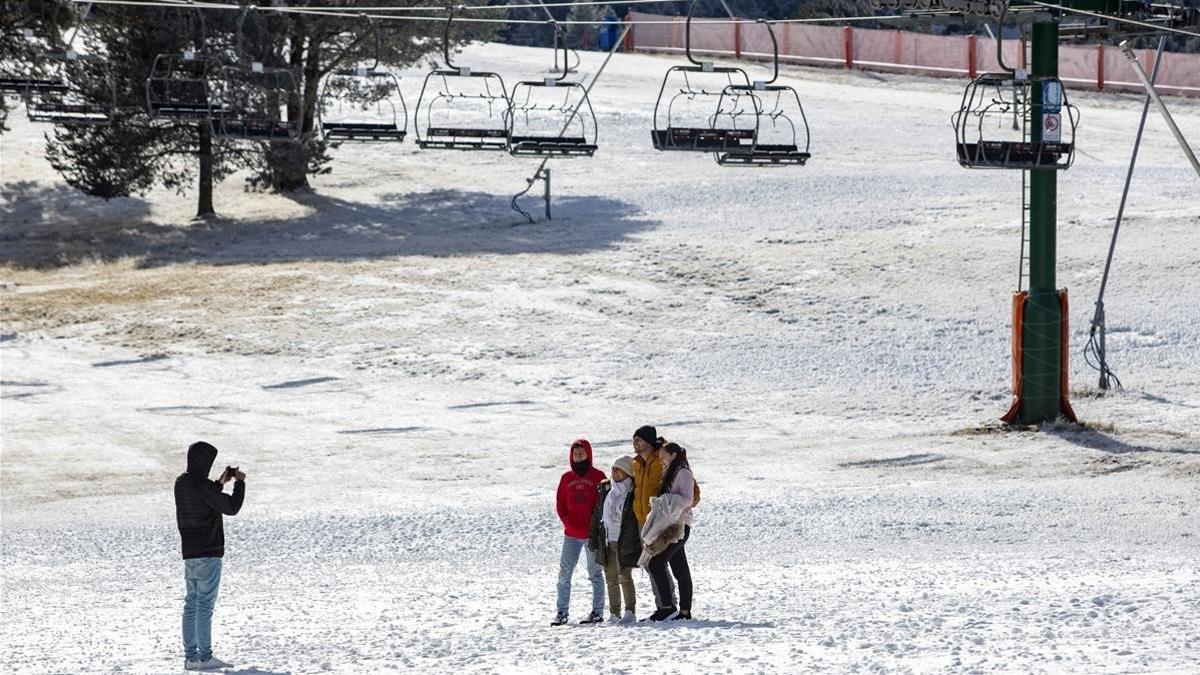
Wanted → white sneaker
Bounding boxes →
[620,610,636,624]
[185,656,232,671]
[607,613,621,624]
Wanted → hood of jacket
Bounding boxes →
[187,441,218,478]
[569,438,593,473]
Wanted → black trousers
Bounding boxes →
[648,525,692,612]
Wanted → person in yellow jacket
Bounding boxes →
[631,425,664,527]
[631,425,701,615]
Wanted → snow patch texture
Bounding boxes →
[2,43,1199,673]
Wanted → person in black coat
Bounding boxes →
[174,441,245,671]
[588,456,642,622]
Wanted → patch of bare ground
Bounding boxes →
[1,260,316,351]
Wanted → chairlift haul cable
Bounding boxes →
[64,0,963,27]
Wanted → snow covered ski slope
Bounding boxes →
[2,42,1199,673]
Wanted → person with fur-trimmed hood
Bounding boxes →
[552,438,607,626]
[588,455,641,623]
[640,442,696,621]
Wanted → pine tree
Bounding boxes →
[39,2,482,217]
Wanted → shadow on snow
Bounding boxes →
[0,182,656,269]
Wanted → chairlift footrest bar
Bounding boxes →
[151,103,227,116]
[27,112,111,124]
[717,148,810,166]
[418,140,508,151]
[1,79,68,93]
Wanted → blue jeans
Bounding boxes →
[556,536,604,616]
[182,557,222,662]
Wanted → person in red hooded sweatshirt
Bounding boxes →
[552,438,607,626]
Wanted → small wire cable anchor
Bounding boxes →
[511,166,550,224]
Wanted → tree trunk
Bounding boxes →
[197,122,215,218]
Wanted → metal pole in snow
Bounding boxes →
[1015,20,1064,424]
[1091,36,1166,390]
[1119,41,1200,179]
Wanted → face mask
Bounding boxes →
[571,459,590,476]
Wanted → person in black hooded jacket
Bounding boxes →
[174,441,245,671]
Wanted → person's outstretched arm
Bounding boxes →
[200,473,246,516]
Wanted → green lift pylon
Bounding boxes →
[1017,20,1068,424]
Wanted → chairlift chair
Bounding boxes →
[146,52,225,118]
[210,62,298,141]
[714,21,810,167]
[319,67,408,142]
[953,71,1078,170]
[0,28,67,95]
[415,7,510,151]
[651,3,756,153]
[318,18,407,142]
[951,8,1077,170]
[23,51,117,125]
[146,5,224,118]
[505,25,597,157]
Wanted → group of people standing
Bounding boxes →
[554,425,698,625]
[168,425,696,670]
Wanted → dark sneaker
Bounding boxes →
[648,607,678,621]
[579,611,604,624]
[550,612,569,626]
[670,611,693,621]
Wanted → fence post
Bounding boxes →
[734,20,742,59]
[844,26,854,69]
[967,34,977,79]
[623,14,633,51]
[1097,43,1104,91]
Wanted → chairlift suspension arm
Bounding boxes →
[685,0,701,67]
[443,4,459,70]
